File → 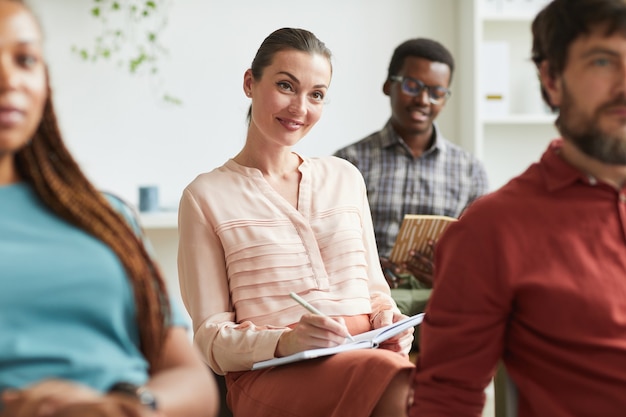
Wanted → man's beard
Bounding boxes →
[558,84,626,165]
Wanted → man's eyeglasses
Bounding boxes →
[389,75,451,105]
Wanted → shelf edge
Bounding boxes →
[139,211,178,229]
[482,114,556,125]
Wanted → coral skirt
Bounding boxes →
[226,314,414,417]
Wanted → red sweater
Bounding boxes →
[411,139,626,417]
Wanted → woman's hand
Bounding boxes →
[1,380,162,417]
[1,380,95,417]
[275,314,351,357]
[372,310,414,357]
[1,380,97,417]
[47,395,163,417]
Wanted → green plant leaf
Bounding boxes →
[163,94,182,105]
[129,53,147,73]
[77,0,179,103]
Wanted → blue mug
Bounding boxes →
[139,186,159,212]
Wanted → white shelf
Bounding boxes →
[457,0,557,188]
[482,113,556,125]
[139,211,178,229]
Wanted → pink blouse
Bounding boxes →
[178,155,397,374]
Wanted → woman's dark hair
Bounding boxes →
[13,0,169,370]
[247,28,332,122]
[387,38,455,84]
[532,0,626,110]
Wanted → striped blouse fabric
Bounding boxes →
[177,155,396,374]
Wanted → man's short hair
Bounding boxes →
[387,38,455,84]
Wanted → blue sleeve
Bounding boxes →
[103,192,187,328]
[169,298,191,328]
[103,192,156,255]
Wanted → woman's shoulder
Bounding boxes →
[302,156,367,196]
[305,155,363,177]
[184,161,240,192]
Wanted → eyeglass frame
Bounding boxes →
[388,75,451,105]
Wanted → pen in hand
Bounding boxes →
[289,292,356,342]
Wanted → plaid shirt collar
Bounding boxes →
[380,120,447,158]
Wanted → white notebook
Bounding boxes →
[251,313,424,370]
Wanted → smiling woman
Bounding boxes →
[177,27,416,417]
[242,49,330,165]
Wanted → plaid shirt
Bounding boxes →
[334,121,489,257]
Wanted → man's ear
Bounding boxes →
[538,60,561,108]
[383,80,391,96]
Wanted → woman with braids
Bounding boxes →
[0,1,218,416]
[178,28,415,417]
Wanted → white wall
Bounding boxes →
[29,0,459,210]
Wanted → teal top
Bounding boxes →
[0,183,185,399]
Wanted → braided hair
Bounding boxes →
[12,8,170,370]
